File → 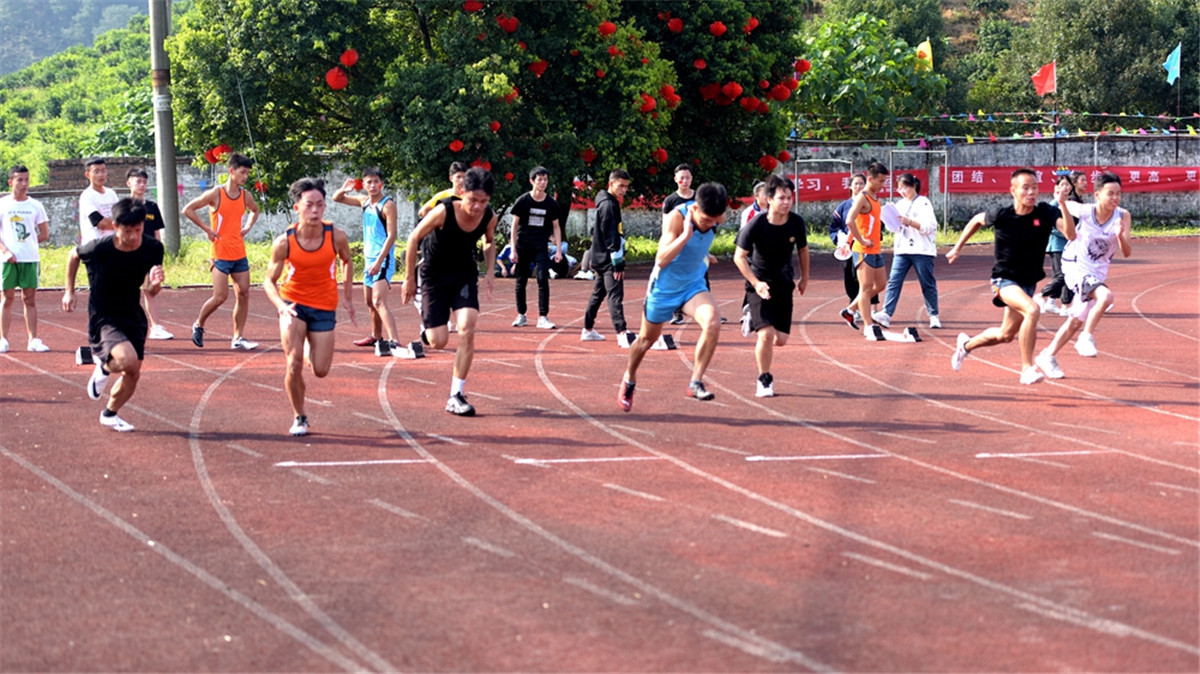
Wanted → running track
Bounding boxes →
[2,237,1196,671]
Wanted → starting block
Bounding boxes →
[408,341,426,358]
[75,345,94,365]
[883,327,921,343]
[651,334,677,351]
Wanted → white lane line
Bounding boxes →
[403,376,436,385]
[367,499,424,520]
[1092,531,1182,556]
[711,514,788,539]
[563,576,641,606]
[426,433,468,446]
[276,459,430,468]
[1172,441,1200,447]
[981,382,1028,391]
[1009,456,1072,469]
[1048,421,1119,435]
[948,499,1033,521]
[288,469,334,485]
[602,483,666,502]
[1015,601,1145,639]
[701,629,824,667]
[227,443,262,458]
[470,391,502,401]
[807,467,876,484]
[481,359,521,368]
[746,453,889,462]
[352,411,391,425]
[549,371,589,380]
[1151,481,1200,494]
[841,552,934,581]
[461,536,517,558]
[513,456,664,466]
[697,442,752,457]
[560,344,591,353]
[870,430,938,445]
[975,450,1111,459]
[609,423,655,436]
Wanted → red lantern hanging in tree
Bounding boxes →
[580,147,598,164]
[528,59,548,77]
[449,139,465,152]
[598,20,617,36]
[709,21,727,37]
[471,158,491,171]
[777,150,792,162]
[462,0,482,11]
[693,59,707,70]
[698,83,720,101]
[744,17,759,33]
[639,94,657,113]
[647,166,658,175]
[769,84,790,102]
[739,96,759,112]
[495,15,519,34]
[756,100,770,115]
[489,120,501,133]
[595,69,606,78]
[667,17,683,33]
[652,147,668,164]
[795,59,812,74]
[782,77,799,91]
[720,81,743,99]
[325,66,349,90]
[505,172,515,181]
[339,49,358,68]
[758,155,778,171]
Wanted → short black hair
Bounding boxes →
[9,165,29,179]
[111,198,146,226]
[126,167,149,180]
[528,166,549,180]
[463,167,495,195]
[289,177,326,202]
[228,153,253,170]
[764,174,793,200]
[449,162,469,175]
[608,169,631,183]
[674,164,692,175]
[1094,171,1121,191]
[694,182,728,216]
[897,172,921,194]
[850,172,867,184]
[1011,167,1038,180]
[362,166,383,180]
[866,161,888,177]
[84,157,106,169]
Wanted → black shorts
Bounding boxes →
[293,302,337,332]
[90,321,146,364]
[420,276,479,329]
[744,281,794,334]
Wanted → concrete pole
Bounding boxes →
[150,0,180,255]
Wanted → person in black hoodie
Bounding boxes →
[580,169,634,346]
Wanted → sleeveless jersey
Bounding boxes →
[210,186,248,261]
[280,223,339,311]
[852,192,882,255]
[651,202,713,291]
[1063,205,1124,284]
[362,196,393,260]
[420,198,493,283]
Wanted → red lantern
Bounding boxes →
[325,66,349,90]
[759,79,770,89]
[693,59,707,70]
[795,59,812,74]
[580,147,598,164]
[758,155,778,171]
[739,96,758,111]
[744,17,759,33]
[489,120,501,133]
[667,18,683,33]
[652,147,668,163]
[756,100,770,114]
[709,21,727,37]
[659,84,675,97]
[782,77,799,91]
[462,0,482,11]
[471,158,491,171]
[666,94,680,108]
[698,82,720,101]
[777,150,792,162]
[449,139,465,152]
[595,69,606,78]
[647,166,658,175]
[496,15,519,34]
[639,94,657,114]
[505,172,515,181]
[339,49,358,68]
[253,180,267,193]
[769,84,790,101]
[598,21,617,36]
[203,148,217,164]
[505,150,514,157]
[720,81,743,99]
[528,59,548,77]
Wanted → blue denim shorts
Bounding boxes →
[212,257,250,275]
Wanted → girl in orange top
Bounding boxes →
[847,162,890,340]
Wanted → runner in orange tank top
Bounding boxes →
[182,152,261,351]
[263,178,356,437]
[846,162,890,341]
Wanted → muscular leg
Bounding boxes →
[0,288,14,341]
[196,269,231,328]
[371,280,399,343]
[104,341,143,414]
[755,326,777,376]
[363,284,381,339]
[230,270,252,339]
[452,308,480,380]
[965,286,1040,368]
[280,315,310,417]
[622,317,663,384]
[684,293,721,382]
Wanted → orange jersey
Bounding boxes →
[279,223,340,311]
[852,192,882,255]
[210,186,248,261]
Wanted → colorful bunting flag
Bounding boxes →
[1164,43,1181,85]
[1031,61,1056,96]
[916,39,933,72]
[966,136,975,144]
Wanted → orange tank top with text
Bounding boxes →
[279,223,340,311]
[852,192,882,255]
[210,186,248,261]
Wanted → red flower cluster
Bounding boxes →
[668,17,683,33]
[489,120,501,133]
[462,0,482,12]
[795,59,812,74]
[579,148,598,164]
[471,158,492,171]
[495,14,519,34]
[659,84,681,108]
[598,20,617,36]
[709,21,727,37]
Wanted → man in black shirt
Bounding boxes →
[63,198,165,432]
[509,166,562,330]
[580,169,633,346]
[947,167,1072,385]
[662,164,695,325]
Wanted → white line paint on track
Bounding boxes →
[701,628,822,666]
[1047,421,1119,434]
[1009,456,1072,469]
[352,412,391,425]
[563,576,641,606]
[403,376,437,385]
[549,370,589,379]
[288,469,334,485]
[841,552,934,581]
[711,514,788,539]
[367,499,424,520]
[807,467,876,484]
[513,456,664,466]
[609,423,656,436]
[948,499,1033,521]
[1151,481,1200,494]
[276,459,431,468]
[602,483,666,502]
[461,536,517,558]
[470,391,502,401]
[746,453,890,462]
[1092,531,1182,556]
[976,450,1111,459]
[696,442,753,456]
[480,358,522,368]
[870,430,938,444]
[426,433,468,446]
[227,443,262,458]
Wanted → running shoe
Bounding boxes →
[353,336,377,347]
[928,315,942,329]
[1035,350,1064,379]
[99,411,134,432]
[617,331,636,349]
[445,393,476,416]
[374,339,393,357]
[951,332,970,371]
[1074,333,1098,357]
[574,270,595,280]
[191,324,205,348]
[755,375,775,398]
[87,361,109,400]
[289,415,309,436]
[740,304,752,337]
[231,336,259,351]
[512,313,528,327]
[147,325,174,340]
[580,328,605,341]
[871,311,891,328]
[687,381,715,401]
[618,380,635,412]
[27,337,49,352]
[669,312,685,325]
[536,316,556,330]
[864,324,885,341]
[839,308,858,330]
[0,337,8,353]
[1019,366,1045,385]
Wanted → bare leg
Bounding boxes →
[104,341,143,413]
[452,308,479,380]
[622,319,663,383]
[230,270,252,339]
[372,280,400,343]
[684,293,721,382]
[196,268,231,327]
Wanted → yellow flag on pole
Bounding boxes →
[916,39,933,72]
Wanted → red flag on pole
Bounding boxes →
[1031,61,1056,96]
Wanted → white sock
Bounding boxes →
[451,377,465,397]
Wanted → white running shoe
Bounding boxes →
[756,380,774,398]
[1019,366,1045,385]
[580,328,605,341]
[1035,350,1064,379]
[445,393,476,416]
[536,316,556,329]
[512,313,528,327]
[87,362,109,400]
[27,337,49,352]
[871,311,891,328]
[0,337,8,353]
[231,336,259,350]
[617,331,636,349]
[99,411,134,432]
[1074,333,1098,357]
[147,324,174,340]
[574,270,595,281]
[951,332,970,371]
[289,415,309,436]
[928,315,942,329]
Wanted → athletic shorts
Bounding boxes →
[744,280,794,334]
[1064,273,1107,322]
[643,273,709,325]
[90,321,146,364]
[853,252,885,269]
[990,277,1036,308]
[421,277,479,329]
[212,257,250,275]
[1,262,38,290]
[293,302,336,332]
[364,252,396,287]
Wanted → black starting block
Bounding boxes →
[408,341,426,358]
[75,345,94,365]
[651,334,677,351]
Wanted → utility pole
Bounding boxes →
[149,0,180,255]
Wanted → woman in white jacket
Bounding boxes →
[873,173,941,329]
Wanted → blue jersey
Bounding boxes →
[362,196,393,260]
[643,202,714,324]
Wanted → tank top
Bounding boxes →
[362,196,393,260]
[279,223,339,311]
[652,202,713,290]
[852,192,882,255]
[420,198,493,283]
[1063,205,1124,283]
[210,186,248,261]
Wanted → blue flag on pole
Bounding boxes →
[1163,43,1181,85]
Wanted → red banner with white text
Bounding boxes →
[784,170,931,202]
[943,166,1199,193]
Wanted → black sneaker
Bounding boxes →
[839,308,858,331]
[687,381,714,401]
[375,339,392,357]
[445,393,475,416]
[191,324,205,348]
[669,312,685,325]
[618,380,635,412]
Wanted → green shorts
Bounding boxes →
[1,262,39,291]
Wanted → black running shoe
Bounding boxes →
[191,324,205,348]
[839,308,858,330]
